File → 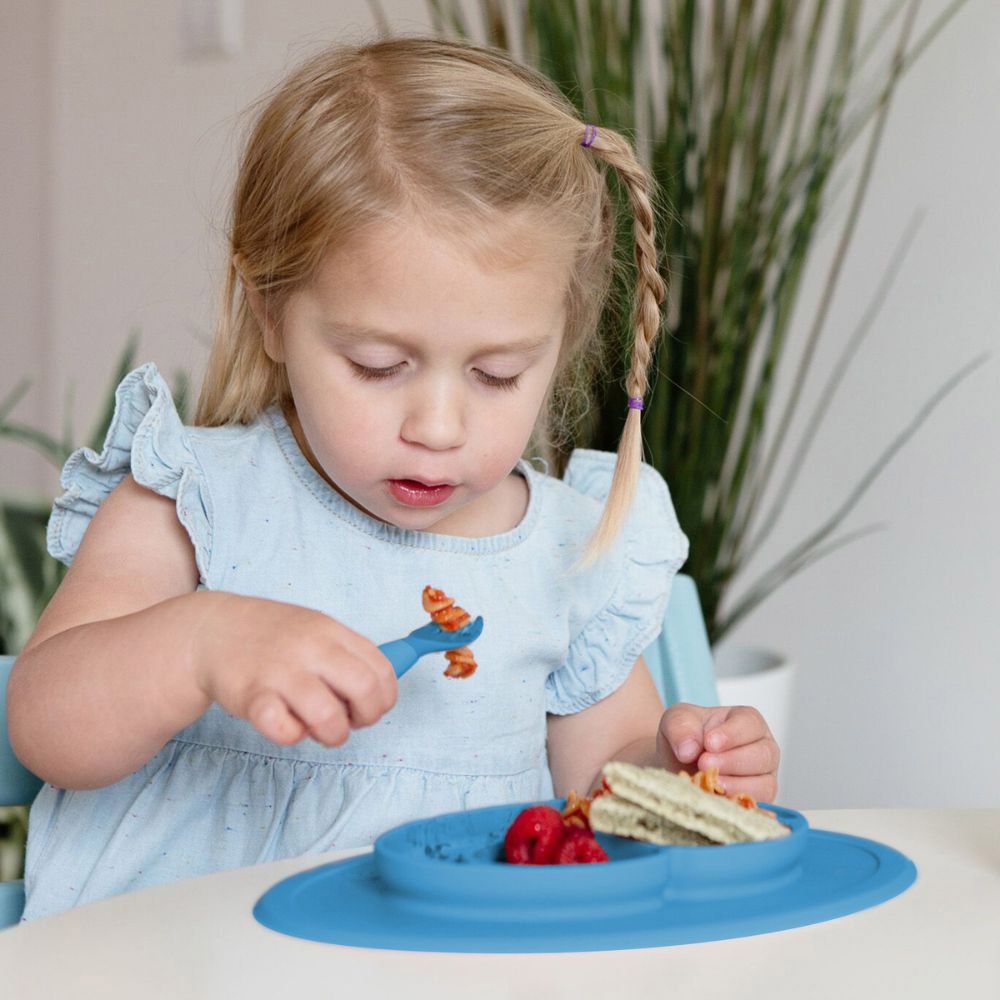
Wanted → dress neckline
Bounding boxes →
[263,404,544,554]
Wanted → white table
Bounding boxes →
[1,809,997,998]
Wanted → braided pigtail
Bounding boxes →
[575,124,666,568]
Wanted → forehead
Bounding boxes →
[303,213,571,347]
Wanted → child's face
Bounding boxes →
[259,215,569,535]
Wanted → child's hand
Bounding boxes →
[655,703,780,804]
[190,592,398,747]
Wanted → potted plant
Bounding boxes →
[386,0,985,751]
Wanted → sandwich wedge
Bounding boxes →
[588,761,789,846]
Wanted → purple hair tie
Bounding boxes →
[581,124,598,148]
[627,396,644,411]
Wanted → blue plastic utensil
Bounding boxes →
[378,616,484,678]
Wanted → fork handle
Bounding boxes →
[377,639,420,679]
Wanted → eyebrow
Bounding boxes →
[321,320,556,356]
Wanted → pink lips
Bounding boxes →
[388,479,456,507]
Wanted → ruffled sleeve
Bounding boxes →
[544,449,689,714]
[46,362,213,581]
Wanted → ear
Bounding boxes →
[234,254,284,363]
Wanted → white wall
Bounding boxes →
[2,1,997,808]
[1,2,51,499]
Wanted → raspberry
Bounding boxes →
[554,828,609,864]
[504,805,566,864]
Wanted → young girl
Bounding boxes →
[8,36,779,921]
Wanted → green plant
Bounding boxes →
[0,333,191,656]
[394,0,984,642]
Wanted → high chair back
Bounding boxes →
[1,654,43,929]
[642,574,719,708]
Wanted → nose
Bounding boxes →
[399,377,467,451]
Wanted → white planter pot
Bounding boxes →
[714,645,795,788]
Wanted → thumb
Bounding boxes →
[660,703,709,766]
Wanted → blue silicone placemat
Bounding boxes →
[253,801,917,953]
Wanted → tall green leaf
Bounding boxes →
[0,333,189,656]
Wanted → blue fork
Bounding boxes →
[377,616,485,679]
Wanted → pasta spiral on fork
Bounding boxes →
[421,585,478,679]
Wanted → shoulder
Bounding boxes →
[528,449,687,568]
[523,453,601,533]
[185,391,277,453]
[178,394,297,513]
[563,448,673,510]
[537,451,690,715]
[46,361,284,581]
[531,448,672,508]
[534,447,689,632]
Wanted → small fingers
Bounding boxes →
[318,653,397,728]
[661,703,710,764]
[247,690,306,746]
[331,630,399,709]
[280,673,351,747]
[709,772,778,806]
[702,705,772,754]
[656,702,783,807]
[363,647,399,717]
[698,736,780,779]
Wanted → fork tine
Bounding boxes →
[380,616,484,678]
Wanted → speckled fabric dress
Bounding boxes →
[21,362,688,920]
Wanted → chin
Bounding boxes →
[388,504,456,528]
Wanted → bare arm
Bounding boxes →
[545,656,665,797]
[8,475,398,792]
[546,657,781,803]
[7,475,211,789]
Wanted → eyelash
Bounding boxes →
[350,363,403,382]
[475,370,521,392]
[349,363,521,392]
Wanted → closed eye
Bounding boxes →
[475,370,521,391]
[350,362,404,381]
[350,361,521,392]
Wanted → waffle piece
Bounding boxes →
[589,761,789,846]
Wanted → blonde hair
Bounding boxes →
[196,36,666,564]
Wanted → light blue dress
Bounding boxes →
[21,362,688,921]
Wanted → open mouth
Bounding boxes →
[387,479,456,507]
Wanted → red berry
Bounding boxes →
[504,806,567,864]
[554,828,609,864]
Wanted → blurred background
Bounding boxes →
[1,0,998,813]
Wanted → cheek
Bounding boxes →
[319,410,387,466]
[293,379,393,479]
[467,397,539,472]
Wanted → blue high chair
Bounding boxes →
[642,573,719,707]
[0,654,44,929]
[0,573,716,929]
